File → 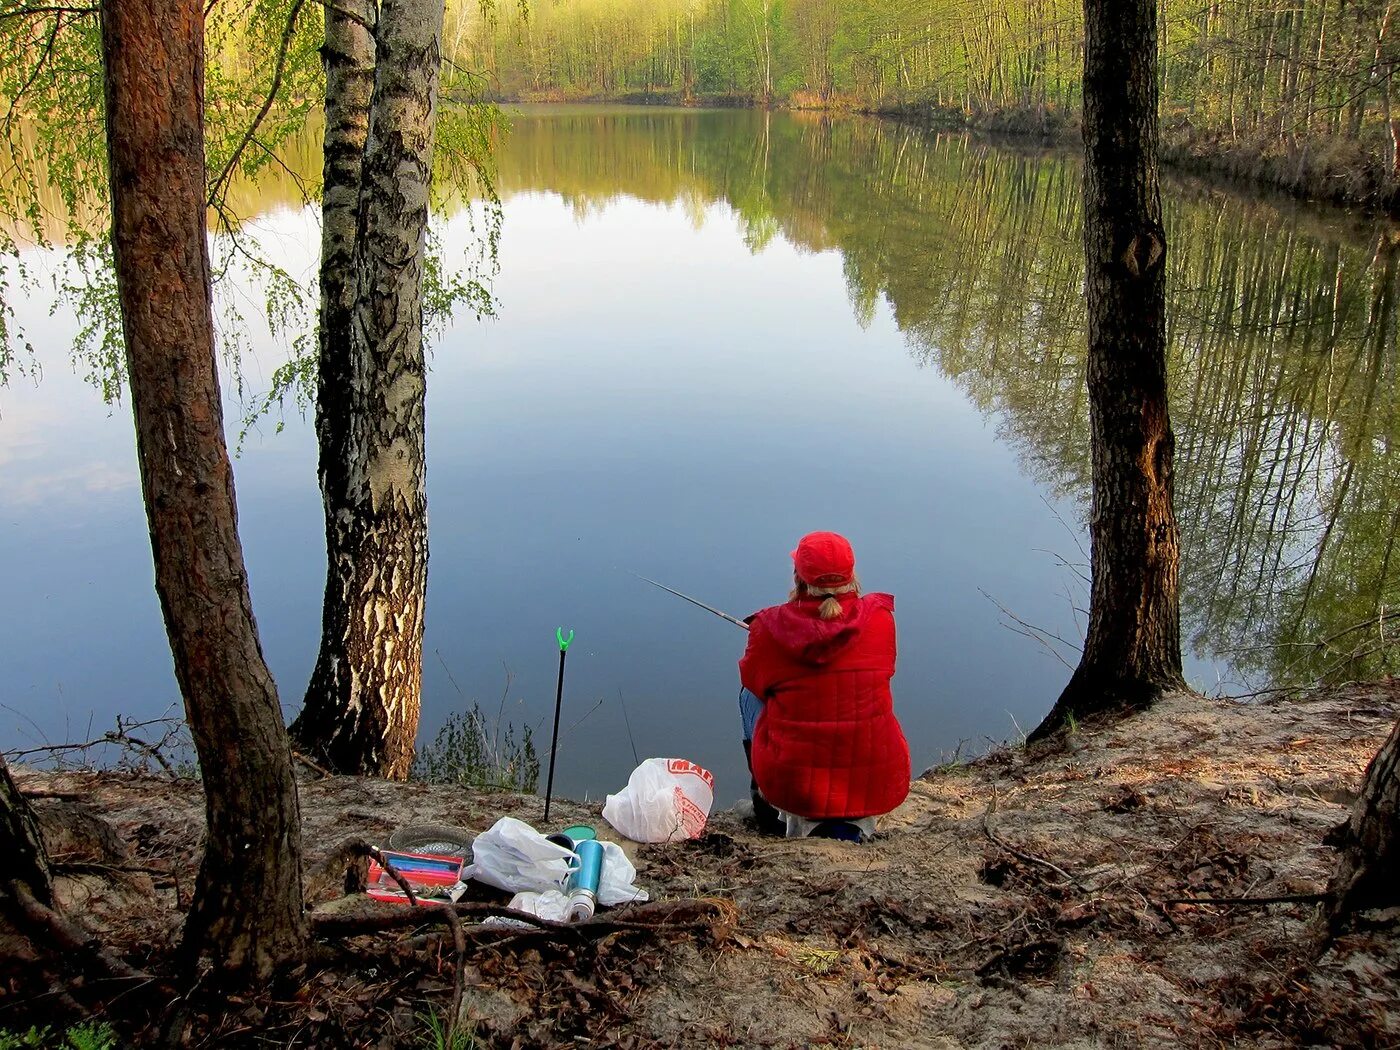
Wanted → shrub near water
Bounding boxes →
[413,702,539,792]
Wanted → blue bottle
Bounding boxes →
[566,838,604,922]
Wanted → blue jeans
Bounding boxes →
[738,687,764,741]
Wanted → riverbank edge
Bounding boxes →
[495,90,1400,217]
[8,679,1399,1045]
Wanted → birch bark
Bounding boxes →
[291,0,443,780]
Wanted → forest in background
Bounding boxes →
[449,0,1400,208]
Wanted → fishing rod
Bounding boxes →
[630,572,750,631]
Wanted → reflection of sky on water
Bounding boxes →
[1,183,1216,804]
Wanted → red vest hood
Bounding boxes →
[748,593,894,666]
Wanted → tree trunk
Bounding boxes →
[290,0,442,780]
[1327,717,1400,928]
[1030,0,1185,742]
[0,756,51,908]
[313,0,375,500]
[100,0,307,981]
[293,0,380,770]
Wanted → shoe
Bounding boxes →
[750,790,786,836]
[743,740,787,837]
[810,820,863,843]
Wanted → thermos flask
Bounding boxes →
[566,838,604,922]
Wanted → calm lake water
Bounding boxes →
[3,107,1398,804]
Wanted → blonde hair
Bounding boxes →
[790,573,861,620]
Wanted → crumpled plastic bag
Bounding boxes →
[463,816,573,895]
[504,889,571,922]
[602,758,715,843]
[595,840,648,905]
[462,816,649,905]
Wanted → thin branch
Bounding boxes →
[4,713,188,778]
[291,749,333,778]
[365,843,419,905]
[311,0,374,34]
[1040,494,1088,562]
[982,808,1088,891]
[206,0,309,210]
[251,135,313,203]
[112,732,177,777]
[441,55,493,85]
[1,9,65,136]
[979,587,1081,670]
[1161,893,1328,908]
[0,5,96,22]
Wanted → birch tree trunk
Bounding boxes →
[292,0,378,769]
[100,0,307,980]
[312,0,374,499]
[1327,717,1400,928]
[1029,0,1185,742]
[290,0,443,780]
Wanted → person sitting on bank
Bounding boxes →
[738,531,911,842]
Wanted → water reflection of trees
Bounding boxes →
[751,120,1400,690]
[490,111,1400,687]
[14,108,1400,687]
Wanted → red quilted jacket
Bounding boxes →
[739,592,911,819]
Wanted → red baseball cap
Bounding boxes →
[791,531,856,587]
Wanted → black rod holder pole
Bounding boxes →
[543,628,573,824]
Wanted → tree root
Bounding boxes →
[310,897,724,940]
[4,879,149,985]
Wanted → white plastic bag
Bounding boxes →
[504,889,571,922]
[602,758,715,843]
[462,816,650,905]
[463,816,575,894]
[596,840,648,905]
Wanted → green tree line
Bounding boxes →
[450,0,1400,205]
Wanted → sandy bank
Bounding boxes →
[11,681,1400,1047]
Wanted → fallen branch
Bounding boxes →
[311,897,723,941]
[442,905,467,1047]
[291,750,333,779]
[5,712,188,778]
[982,814,1087,891]
[1161,892,1329,909]
[51,860,170,878]
[310,900,550,938]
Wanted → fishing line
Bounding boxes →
[617,687,640,766]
